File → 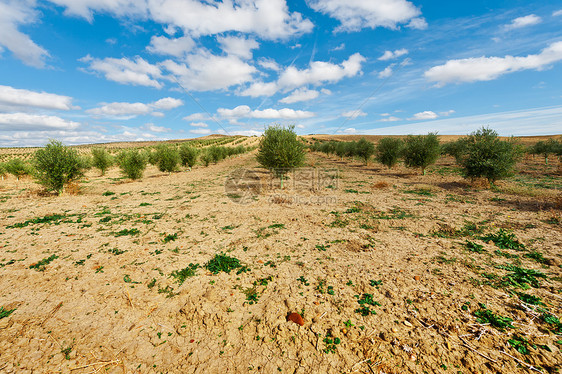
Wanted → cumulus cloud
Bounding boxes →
[183,113,207,121]
[378,48,408,61]
[146,35,195,57]
[50,0,313,40]
[0,0,49,68]
[379,116,401,122]
[239,82,279,97]
[162,50,256,91]
[307,0,425,31]
[277,53,365,89]
[554,10,562,17]
[87,97,183,118]
[152,97,183,110]
[80,55,163,88]
[258,58,281,72]
[0,85,76,111]
[189,122,208,127]
[279,88,320,103]
[0,113,79,131]
[425,41,562,85]
[341,110,367,119]
[218,35,259,59]
[190,127,211,135]
[378,64,395,78]
[505,14,542,30]
[409,111,438,120]
[145,123,170,133]
[217,105,315,119]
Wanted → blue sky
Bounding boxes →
[0,0,561,147]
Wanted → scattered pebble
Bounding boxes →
[403,320,413,327]
[414,275,420,281]
[287,312,304,326]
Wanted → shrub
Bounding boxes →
[200,152,212,167]
[441,139,466,163]
[0,163,6,180]
[118,149,147,180]
[4,158,33,180]
[256,125,305,188]
[147,149,159,165]
[155,145,180,173]
[457,127,523,184]
[355,138,375,164]
[403,133,441,175]
[33,139,83,195]
[530,139,559,165]
[375,137,403,169]
[91,148,113,175]
[179,144,199,169]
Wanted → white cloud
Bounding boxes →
[190,128,211,135]
[379,116,401,122]
[439,110,455,116]
[339,127,357,134]
[151,111,165,117]
[341,110,367,119]
[258,58,281,72]
[152,97,183,110]
[0,113,79,131]
[217,105,315,119]
[162,50,256,91]
[378,48,408,61]
[554,10,562,17]
[239,81,279,97]
[365,105,562,136]
[332,43,345,51]
[183,113,207,121]
[0,0,49,68]
[51,0,313,40]
[81,55,163,88]
[278,53,365,89]
[189,122,208,128]
[505,14,542,30]
[146,35,195,57]
[409,111,438,120]
[279,88,320,103]
[425,41,562,85]
[307,0,425,31]
[406,17,427,30]
[145,123,170,133]
[0,85,76,111]
[87,97,183,118]
[378,64,395,78]
[218,35,259,59]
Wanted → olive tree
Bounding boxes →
[375,137,403,169]
[91,148,113,175]
[155,145,180,173]
[530,139,559,165]
[355,138,375,164]
[33,139,83,195]
[179,144,199,169]
[256,125,305,188]
[403,133,441,175]
[457,127,523,184]
[118,149,147,180]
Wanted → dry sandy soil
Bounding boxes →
[0,147,561,374]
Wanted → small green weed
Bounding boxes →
[473,304,513,330]
[170,263,200,285]
[114,228,140,237]
[497,264,546,289]
[0,306,16,319]
[162,233,178,243]
[297,276,310,286]
[354,293,380,316]
[205,253,247,274]
[465,240,485,253]
[29,254,58,271]
[480,229,525,250]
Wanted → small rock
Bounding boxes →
[414,276,420,281]
[287,312,304,326]
[404,320,413,327]
[391,327,398,333]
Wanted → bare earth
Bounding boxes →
[0,149,561,373]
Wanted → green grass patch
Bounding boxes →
[170,263,200,285]
[473,304,513,330]
[205,253,248,275]
[480,229,525,250]
[29,254,58,271]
